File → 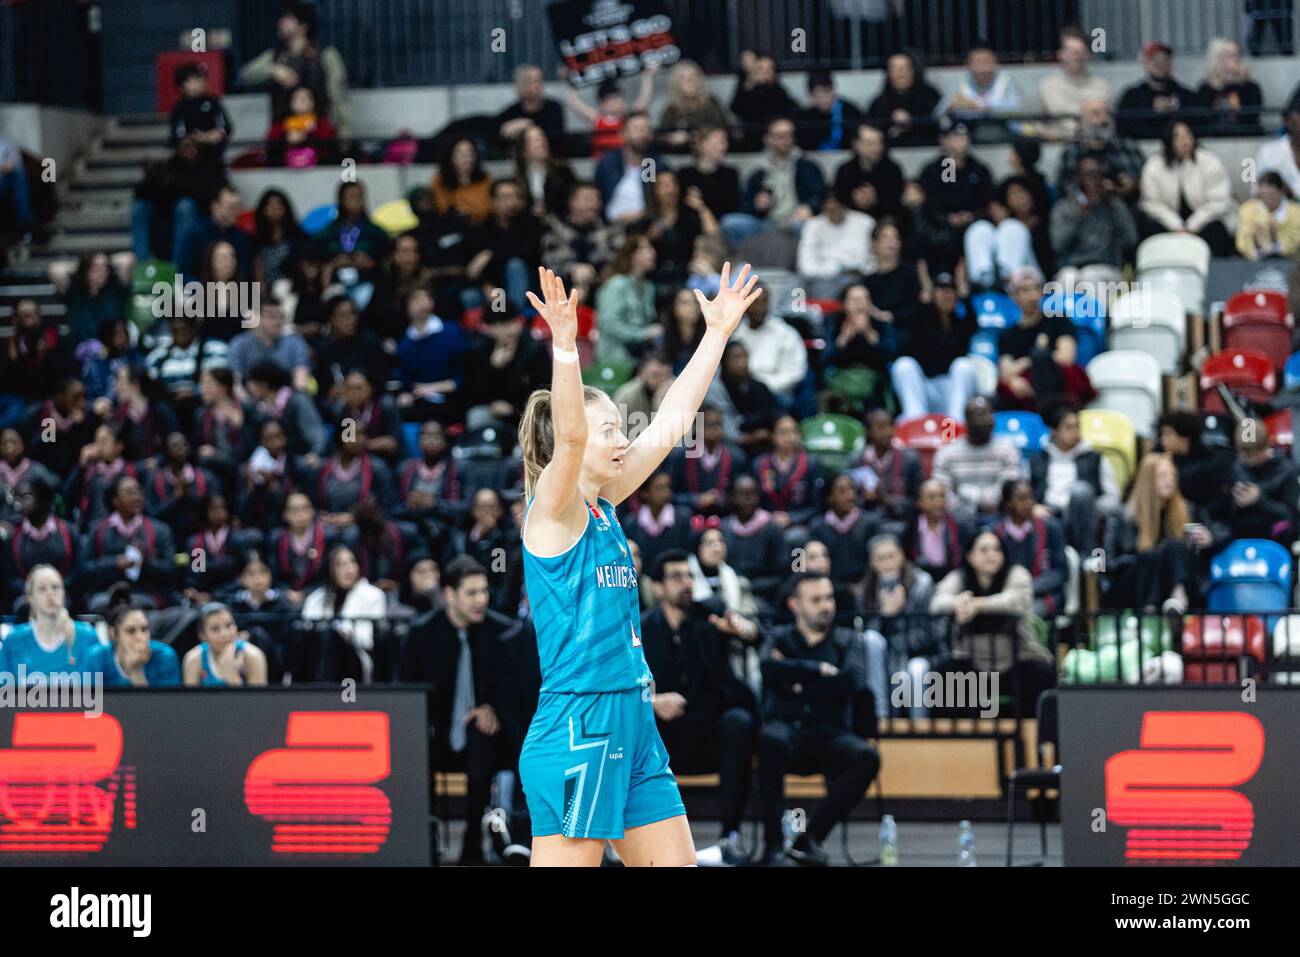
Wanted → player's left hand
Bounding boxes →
[694,261,761,339]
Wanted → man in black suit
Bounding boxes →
[640,549,759,866]
[400,554,511,865]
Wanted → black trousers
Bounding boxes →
[657,707,757,835]
[433,724,509,859]
[1109,539,1192,611]
[757,721,880,847]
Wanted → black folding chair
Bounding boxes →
[1005,689,1059,867]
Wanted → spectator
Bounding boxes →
[668,404,746,517]
[594,111,661,225]
[58,252,128,347]
[1213,417,1299,540]
[1255,99,1300,198]
[833,122,905,221]
[937,40,1022,120]
[182,601,269,686]
[394,287,470,425]
[182,492,260,603]
[1101,452,1204,614]
[497,64,566,144]
[824,282,898,411]
[80,319,142,407]
[442,489,521,616]
[514,123,575,220]
[705,341,782,452]
[353,501,424,601]
[131,137,213,265]
[727,117,826,245]
[86,601,181,687]
[145,315,230,424]
[1055,99,1144,203]
[808,472,877,586]
[994,479,1067,618]
[757,572,879,867]
[327,372,401,467]
[238,419,298,532]
[753,414,825,532]
[363,233,435,342]
[541,181,621,299]
[0,133,34,240]
[998,266,1095,412]
[612,352,672,442]
[228,296,311,390]
[399,554,511,865]
[594,233,660,367]
[0,301,73,411]
[319,181,391,293]
[23,378,100,479]
[7,478,77,603]
[0,566,98,682]
[639,168,719,286]
[146,431,219,542]
[194,239,252,343]
[928,530,1055,710]
[226,556,295,675]
[562,66,658,158]
[1116,41,1200,138]
[1138,121,1233,255]
[641,549,759,867]
[730,286,808,404]
[1028,400,1121,556]
[65,421,140,524]
[795,69,863,151]
[280,246,329,335]
[311,421,396,523]
[430,137,492,227]
[175,185,251,280]
[237,0,351,139]
[889,272,978,421]
[858,409,923,525]
[689,528,760,625]
[676,126,741,220]
[723,474,788,606]
[857,532,938,719]
[865,50,942,147]
[1050,157,1138,277]
[269,491,340,605]
[245,360,327,458]
[465,309,552,427]
[1038,26,1113,141]
[729,52,799,151]
[300,544,387,683]
[933,396,1022,519]
[661,287,706,374]
[266,85,338,168]
[1237,171,1300,259]
[251,189,305,287]
[1157,409,1233,509]
[106,362,174,462]
[658,61,730,149]
[80,474,179,612]
[396,420,462,527]
[917,117,994,276]
[193,367,253,481]
[863,219,922,330]
[463,178,543,312]
[624,469,693,573]
[1197,38,1264,135]
[965,169,1044,292]
[903,477,966,587]
[797,195,876,298]
[0,432,59,530]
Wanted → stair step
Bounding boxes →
[54,210,131,232]
[65,186,134,206]
[0,303,66,318]
[73,167,141,188]
[102,124,169,146]
[0,282,57,298]
[41,232,132,253]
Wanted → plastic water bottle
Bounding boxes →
[879,814,898,866]
[958,820,977,867]
[781,810,796,848]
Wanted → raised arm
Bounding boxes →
[524,269,588,530]
[599,262,760,504]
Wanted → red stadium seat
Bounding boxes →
[1222,290,1294,371]
[1180,614,1267,684]
[1265,409,1293,453]
[1198,348,1275,413]
[894,414,964,477]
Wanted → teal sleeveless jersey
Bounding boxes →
[522,496,652,694]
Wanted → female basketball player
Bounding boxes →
[519,263,760,867]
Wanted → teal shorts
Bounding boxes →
[520,686,686,840]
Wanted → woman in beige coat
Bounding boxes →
[928,529,1055,713]
[1138,120,1233,256]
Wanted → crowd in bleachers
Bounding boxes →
[2,0,1300,863]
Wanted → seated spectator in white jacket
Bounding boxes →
[1138,120,1233,256]
[1255,100,1300,198]
[729,286,808,404]
[937,41,1022,120]
[796,195,876,299]
[1038,26,1112,141]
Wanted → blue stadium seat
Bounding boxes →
[1044,291,1106,366]
[1207,540,1292,615]
[302,203,338,235]
[970,329,1000,363]
[970,292,1019,330]
[1285,351,1300,391]
[993,411,1050,461]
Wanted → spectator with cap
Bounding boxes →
[1038,26,1112,141]
[937,41,1022,120]
[1116,41,1201,138]
[1255,98,1300,198]
[1138,120,1233,255]
[833,123,905,222]
[917,116,995,277]
[932,396,1022,521]
[168,63,232,182]
[795,69,864,151]
[1028,400,1121,556]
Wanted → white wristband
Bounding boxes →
[552,345,579,364]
